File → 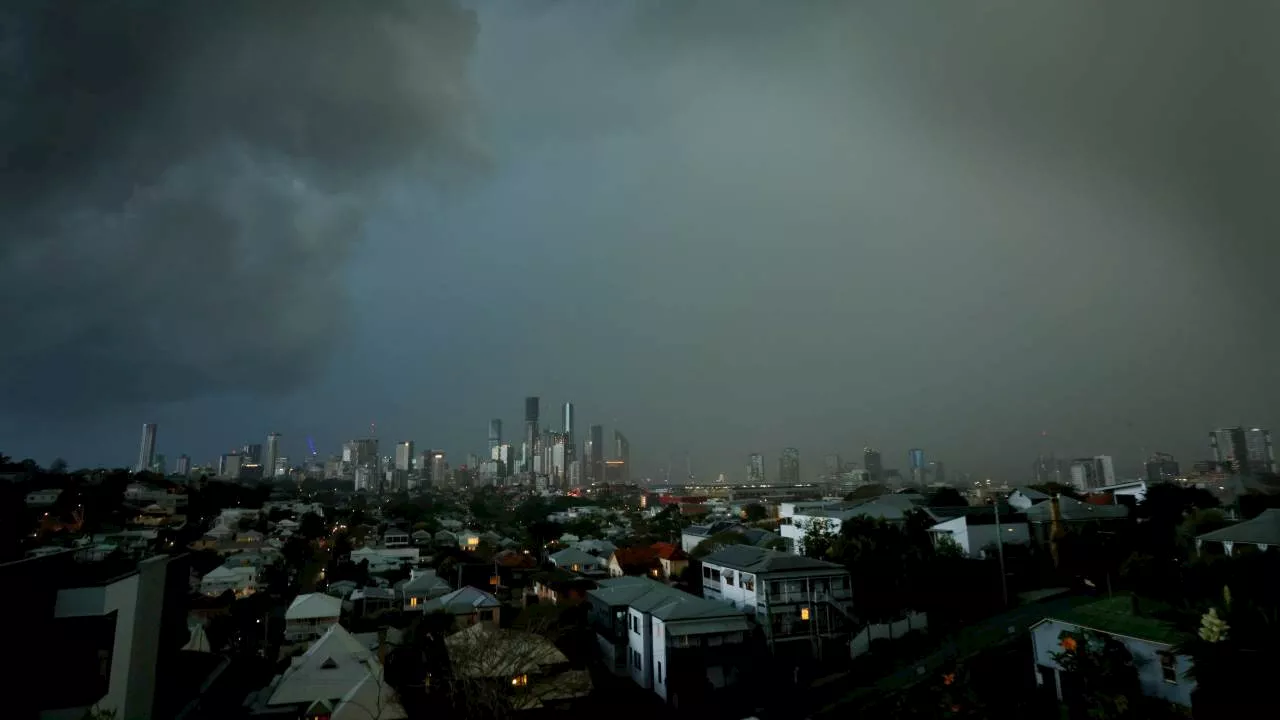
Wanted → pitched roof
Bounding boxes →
[268,624,377,706]
[587,576,750,624]
[549,547,600,567]
[652,542,686,561]
[1196,508,1280,546]
[201,565,240,581]
[1012,487,1051,501]
[400,570,451,596]
[702,545,846,574]
[286,592,343,620]
[1024,495,1129,522]
[610,546,661,573]
[331,664,406,720]
[421,586,500,614]
[925,504,1024,526]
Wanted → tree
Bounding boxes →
[49,458,68,474]
[1051,630,1143,719]
[741,503,768,522]
[800,518,838,560]
[298,512,327,540]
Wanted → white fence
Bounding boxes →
[849,612,928,658]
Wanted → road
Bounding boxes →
[810,593,1096,717]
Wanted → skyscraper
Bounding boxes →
[488,419,502,453]
[136,423,158,473]
[1244,428,1276,474]
[863,447,883,484]
[823,454,843,476]
[589,424,604,482]
[928,460,947,485]
[1210,427,1249,473]
[241,443,263,465]
[263,433,281,481]
[614,430,631,483]
[174,454,191,477]
[395,441,414,472]
[524,397,540,473]
[779,447,800,484]
[747,453,766,483]
[430,452,447,488]
[1145,452,1180,483]
[908,448,925,485]
[562,402,576,468]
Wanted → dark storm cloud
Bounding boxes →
[0,0,478,413]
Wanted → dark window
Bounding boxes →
[842,576,851,590]
[657,661,663,683]
[632,649,641,670]
[702,565,711,579]
[769,581,781,597]
[724,570,735,586]
[1159,652,1178,684]
[742,575,754,591]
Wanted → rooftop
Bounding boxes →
[286,593,343,621]
[422,586,500,614]
[1196,508,1280,547]
[1024,495,1129,522]
[702,544,846,574]
[1043,595,1186,646]
[588,576,749,623]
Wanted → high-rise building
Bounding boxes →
[524,397,540,473]
[343,438,379,470]
[562,402,576,468]
[1209,427,1250,473]
[589,424,604,482]
[747,453,766,483]
[779,447,800,484]
[1069,455,1116,491]
[274,456,289,477]
[863,448,883,484]
[151,454,166,475]
[488,419,502,453]
[908,448,926,485]
[614,430,631,483]
[219,452,243,479]
[1244,428,1276,474]
[263,433,281,481]
[431,452,447,487]
[174,454,191,477]
[823,454,843,476]
[928,460,947,485]
[1032,454,1067,485]
[241,443,263,465]
[395,441,414,472]
[136,423,158,473]
[1145,452,1180,483]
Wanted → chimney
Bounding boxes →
[377,626,387,667]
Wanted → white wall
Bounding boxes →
[627,607,652,689]
[54,575,143,719]
[652,617,669,701]
[699,561,759,612]
[1030,619,1195,707]
[849,612,928,658]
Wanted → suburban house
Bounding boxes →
[200,565,257,598]
[680,520,781,554]
[249,623,404,718]
[608,546,662,578]
[445,623,592,710]
[1030,596,1194,709]
[1023,495,1129,543]
[349,546,418,574]
[350,586,397,614]
[458,529,482,551]
[699,545,853,654]
[1008,487,1051,511]
[532,569,598,604]
[587,576,754,706]
[420,586,502,628]
[284,593,343,643]
[398,569,452,610]
[576,538,617,558]
[411,529,432,546]
[780,495,928,554]
[653,542,689,580]
[24,488,63,507]
[926,505,1031,558]
[382,527,410,548]
[1195,508,1280,555]
[549,547,606,574]
[434,529,458,547]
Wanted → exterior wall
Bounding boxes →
[652,617,669,701]
[700,562,760,612]
[627,607,653,689]
[1030,619,1195,707]
[850,612,928,657]
[966,522,1031,557]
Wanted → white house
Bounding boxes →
[253,623,405,719]
[457,529,482,551]
[382,528,410,548]
[420,587,501,628]
[549,547,606,574]
[1195,508,1280,555]
[780,495,929,554]
[398,569,452,611]
[284,593,343,643]
[586,576,752,705]
[25,488,63,507]
[1030,596,1194,708]
[699,545,853,651]
[200,565,257,597]
[926,505,1031,558]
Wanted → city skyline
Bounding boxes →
[2,2,1278,484]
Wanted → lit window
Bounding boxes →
[511,674,528,687]
[409,597,418,607]
[800,607,811,621]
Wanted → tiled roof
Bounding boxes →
[702,545,846,574]
[610,546,660,572]
[652,542,686,561]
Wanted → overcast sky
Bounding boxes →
[2,0,1277,481]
